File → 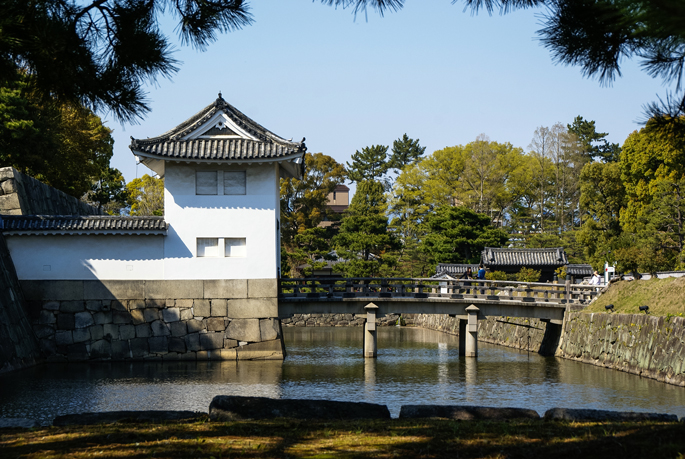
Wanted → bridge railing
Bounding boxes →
[278,277,600,304]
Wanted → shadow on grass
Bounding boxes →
[1,419,684,458]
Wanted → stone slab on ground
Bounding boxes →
[52,411,207,426]
[0,418,39,429]
[543,408,679,422]
[209,396,390,421]
[399,405,540,420]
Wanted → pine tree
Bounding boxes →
[389,134,426,173]
[345,145,390,184]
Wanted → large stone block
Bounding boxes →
[209,396,390,421]
[130,338,149,358]
[135,324,151,338]
[55,330,73,346]
[90,325,104,341]
[226,319,261,342]
[129,299,146,310]
[149,336,169,354]
[85,301,103,312]
[67,343,89,361]
[103,324,118,340]
[84,280,145,300]
[72,327,91,343]
[162,308,180,323]
[91,340,112,359]
[112,310,132,324]
[130,309,145,325]
[168,337,186,353]
[93,311,112,325]
[170,321,187,337]
[185,333,201,352]
[111,340,130,360]
[43,301,60,311]
[74,311,94,329]
[38,310,56,325]
[176,299,193,308]
[57,313,75,330]
[143,308,160,322]
[194,299,210,317]
[247,279,277,299]
[145,299,166,308]
[210,299,227,317]
[226,298,278,319]
[204,279,247,299]
[260,319,280,341]
[186,319,205,334]
[180,309,193,321]
[218,348,238,360]
[200,332,224,350]
[206,317,226,332]
[0,192,20,210]
[150,320,171,337]
[119,324,136,340]
[20,280,84,301]
[60,301,85,313]
[144,280,203,299]
[34,324,55,339]
[236,340,284,360]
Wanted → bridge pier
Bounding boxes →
[363,303,378,358]
[464,305,479,357]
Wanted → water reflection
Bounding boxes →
[0,327,683,424]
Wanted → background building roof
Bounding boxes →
[481,247,568,267]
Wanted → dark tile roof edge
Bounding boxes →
[129,94,305,153]
[0,216,168,235]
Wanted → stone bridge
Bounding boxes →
[278,277,598,358]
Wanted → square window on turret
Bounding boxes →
[197,238,219,257]
[225,238,246,257]
[224,171,246,195]
[196,171,217,195]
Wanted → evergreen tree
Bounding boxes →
[389,134,426,173]
[345,145,390,185]
[333,180,400,277]
[421,206,509,267]
[567,116,620,162]
[125,174,164,216]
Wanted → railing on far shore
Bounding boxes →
[278,277,600,305]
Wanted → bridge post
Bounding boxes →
[363,303,379,358]
[465,305,479,357]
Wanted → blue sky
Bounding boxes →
[108,1,667,186]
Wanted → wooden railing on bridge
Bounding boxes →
[278,277,600,305]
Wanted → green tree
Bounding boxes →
[0,75,115,198]
[86,167,129,215]
[568,116,621,162]
[126,174,164,216]
[280,152,345,276]
[421,206,509,267]
[334,180,400,277]
[389,134,426,173]
[345,145,390,186]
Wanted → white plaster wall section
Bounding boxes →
[6,235,164,280]
[163,162,278,280]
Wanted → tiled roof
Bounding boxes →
[130,95,306,162]
[334,184,350,192]
[1,216,168,235]
[481,247,568,267]
[434,264,481,277]
[566,264,594,276]
[329,205,348,213]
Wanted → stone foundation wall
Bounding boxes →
[0,234,42,373]
[282,313,407,328]
[406,314,549,352]
[557,312,685,386]
[21,279,284,362]
[0,167,101,216]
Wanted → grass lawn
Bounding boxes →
[1,418,684,458]
[584,277,685,317]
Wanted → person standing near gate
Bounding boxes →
[476,265,486,280]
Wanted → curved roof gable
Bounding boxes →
[129,94,306,177]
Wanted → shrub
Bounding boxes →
[486,271,508,281]
[516,267,541,282]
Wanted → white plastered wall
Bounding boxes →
[162,161,279,280]
[6,235,164,280]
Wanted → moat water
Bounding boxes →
[1,327,684,425]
